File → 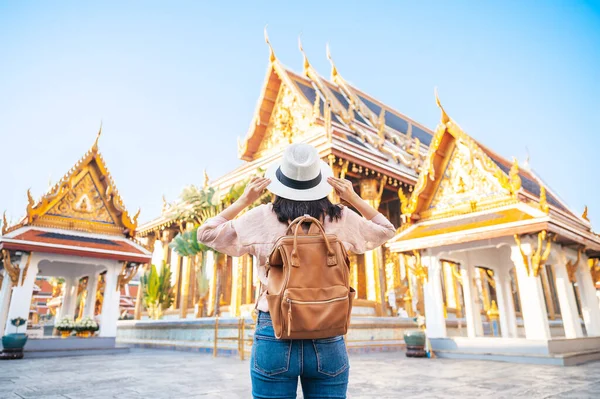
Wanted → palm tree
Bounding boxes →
[167,174,270,317]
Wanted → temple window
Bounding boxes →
[475,267,496,313]
[474,267,501,336]
[509,268,522,315]
[440,260,464,319]
[541,265,561,320]
[572,282,584,321]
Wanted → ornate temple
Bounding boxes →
[0,134,151,355]
[133,34,600,364]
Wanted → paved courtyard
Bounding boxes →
[1,349,599,398]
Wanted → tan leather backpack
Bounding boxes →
[265,215,355,340]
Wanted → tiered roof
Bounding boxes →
[237,31,432,184]
[3,130,139,238]
[1,130,151,264]
[139,32,594,248]
[388,95,599,254]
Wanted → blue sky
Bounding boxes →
[0,1,599,228]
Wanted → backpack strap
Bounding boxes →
[289,216,337,267]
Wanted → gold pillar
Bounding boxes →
[245,255,253,305]
[230,257,243,317]
[405,253,425,315]
[134,266,145,320]
[161,230,172,265]
[194,253,204,318]
[171,251,181,310]
[450,263,463,318]
[189,256,197,309]
[328,155,340,204]
[400,254,415,317]
[179,256,193,319]
[360,178,385,316]
[207,251,218,316]
[349,254,359,292]
[384,251,401,312]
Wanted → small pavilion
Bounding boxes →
[388,97,600,364]
[0,133,151,353]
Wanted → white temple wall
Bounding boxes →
[0,270,13,336]
[576,253,600,336]
[84,272,100,318]
[98,260,122,337]
[4,253,40,335]
[552,247,584,338]
[422,253,447,338]
[510,242,551,340]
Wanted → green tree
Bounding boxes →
[166,171,270,316]
[140,262,174,320]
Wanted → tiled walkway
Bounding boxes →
[1,349,599,398]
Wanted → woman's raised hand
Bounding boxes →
[327,177,358,204]
[240,177,271,205]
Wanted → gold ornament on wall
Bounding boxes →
[566,248,583,284]
[406,250,428,282]
[589,259,600,285]
[0,250,31,286]
[1,211,7,235]
[539,186,550,214]
[514,231,553,277]
[507,158,522,198]
[117,262,141,291]
[256,84,317,157]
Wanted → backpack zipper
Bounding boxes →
[285,295,347,336]
[286,296,347,306]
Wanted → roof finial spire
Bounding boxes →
[2,211,7,235]
[582,205,590,222]
[523,146,530,169]
[298,33,310,74]
[93,121,102,152]
[203,169,210,189]
[434,88,450,124]
[264,25,276,63]
[326,43,338,80]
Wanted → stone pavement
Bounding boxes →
[1,349,599,398]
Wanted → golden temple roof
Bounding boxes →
[238,31,431,179]
[2,128,140,238]
[388,94,599,253]
[140,33,593,242]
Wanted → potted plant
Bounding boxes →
[75,317,99,338]
[0,317,28,359]
[55,317,75,338]
[403,314,427,358]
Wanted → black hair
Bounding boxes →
[272,196,342,224]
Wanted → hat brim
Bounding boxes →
[265,160,333,201]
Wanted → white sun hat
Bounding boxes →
[265,143,333,201]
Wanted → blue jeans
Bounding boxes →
[251,311,349,399]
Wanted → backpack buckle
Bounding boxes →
[327,255,338,266]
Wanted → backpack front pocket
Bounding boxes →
[282,286,349,336]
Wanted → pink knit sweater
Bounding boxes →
[197,203,396,312]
